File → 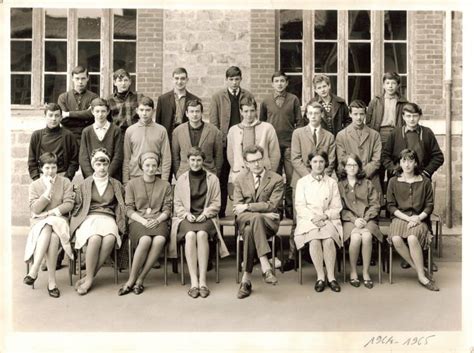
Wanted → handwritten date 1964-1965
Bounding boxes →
[363,335,436,348]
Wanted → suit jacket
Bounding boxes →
[306,93,351,135]
[155,89,200,141]
[233,169,284,231]
[169,171,230,259]
[291,125,336,187]
[209,88,254,145]
[171,122,223,179]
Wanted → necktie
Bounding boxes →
[255,174,261,191]
[232,89,238,97]
[313,129,318,147]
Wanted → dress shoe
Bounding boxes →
[133,284,145,295]
[419,279,439,291]
[328,280,341,292]
[48,286,60,298]
[237,281,252,299]
[314,280,325,292]
[23,275,37,286]
[363,279,374,289]
[199,286,210,298]
[118,285,133,296]
[400,259,411,269]
[349,278,360,288]
[262,269,278,285]
[188,287,200,298]
[282,259,297,272]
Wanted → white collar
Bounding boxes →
[228,87,240,95]
[94,121,110,130]
[252,170,265,181]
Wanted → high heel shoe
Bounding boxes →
[23,275,37,286]
[48,287,60,298]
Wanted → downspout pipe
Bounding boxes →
[445,11,453,228]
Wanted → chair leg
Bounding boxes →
[279,236,284,272]
[164,245,168,286]
[342,243,346,283]
[236,236,241,284]
[378,241,382,284]
[389,244,393,284]
[215,240,220,284]
[298,248,302,285]
[271,236,276,273]
[69,258,73,286]
[114,248,118,285]
[128,238,132,273]
[428,243,432,276]
[180,242,185,285]
[79,249,82,280]
[438,222,443,258]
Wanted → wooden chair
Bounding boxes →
[26,254,75,289]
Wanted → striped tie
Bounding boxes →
[255,174,261,191]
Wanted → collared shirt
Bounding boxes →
[404,125,422,135]
[273,91,287,108]
[73,89,87,106]
[93,121,110,142]
[252,170,266,188]
[381,95,397,127]
[228,87,240,97]
[174,90,186,126]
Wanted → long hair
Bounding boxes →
[395,149,422,176]
[337,153,366,180]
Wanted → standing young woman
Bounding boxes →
[24,152,75,298]
[386,149,438,291]
[338,153,382,289]
[70,148,126,295]
[294,150,343,293]
[170,147,229,298]
[119,152,172,295]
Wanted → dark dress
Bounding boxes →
[177,169,217,242]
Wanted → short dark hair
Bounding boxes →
[138,96,155,109]
[185,99,203,113]
[243,145,264,162]
[225,66,242,79]
[71,65,88,76]
[395,149,422,176]
[90,98,109,110]
[338,153,366,180]
[187,146,206,160]
[239,96,257,110]
[305,101,324,114]
[44,103,62,115]
[113,68,131,80]
[172,67,188,77]
[312,74,331,87]
[271,70,288,82]
[402,102,423,116]
[308,150,329,168]
[382,72,401,85]
[349,99,367,113]
[38,152,57,168]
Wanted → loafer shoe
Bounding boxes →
[118,285,133,296]
[349,278,360,288]
[314,279,325,292]
[133,284,145,295]
[23,275,37,286]
[363,279,374,289]
[419,279,439,291]
[188,287,200,298]
[262,269,278,285]
[328,280,341,292]
[199,286,210,298]
[48,286,60,298]
[237,281,252,299]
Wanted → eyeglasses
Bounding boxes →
[345,163,358,168]
[246,157,263,165]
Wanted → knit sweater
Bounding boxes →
[57,89,98,138]
[79,123,123,180]
[259,92,303,148]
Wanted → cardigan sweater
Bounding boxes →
[106,90,142,133]
[57,89,98,138]
[259,91,303,148]
[28,126,79,181]
[79,123,123,180]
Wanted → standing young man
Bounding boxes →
[209,66,254,217]
[260,71,303,219]
[57,66,98,143]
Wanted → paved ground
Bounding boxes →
[8,228,462,332]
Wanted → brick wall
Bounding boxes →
[250,10,277,104]
[452,11,462,122]
[136,9,164,100]
[161,10,251,121]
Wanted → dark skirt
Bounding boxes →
[129,220,170,250]
[177,218,217,243]
[388,218,432,250]
[343,220,383,243]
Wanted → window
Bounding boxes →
[11,8,33,105]
[278,10,409,105]
[10,8,138,107]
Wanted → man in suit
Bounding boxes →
[172,99,223,179]
[209,66,255,217]
[282,101,336,271]
[155,67,200,148]
[233,145,284,299]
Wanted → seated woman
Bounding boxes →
[24,152,75,298]
[386,149,438,291]
[169,147,229,298]
[337,153,382,289]
[294,150,343,293]
[118,152,172,295]
[70,148,126,295]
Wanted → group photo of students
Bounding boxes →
[24,63,445,301]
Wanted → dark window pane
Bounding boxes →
[280,42,303,73]
[384,11,407,40]
[44,74,67,104]
[399,75,407,97]
[384,43,407,74]
[327,75,338,94]
[349,10,371,40]
[348,76,371,105]
[88,74,100,95]
[314,10,337,40]
[45,9,68,39]
[78,9,101,40]
[286,75,302,103]
[11,8,32,38]
[113,42,136,72]
[45,41,67,72]
[11,41,32,71]
[314,42,337,73]
[348,43,371,73]
[78,41,101,72]
[280,10,303,40]
[11,74,31,104]
[113,9,137,40]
